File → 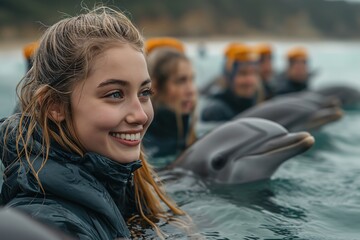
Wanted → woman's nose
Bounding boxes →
[185,79,196,96]
[125,98,149,125]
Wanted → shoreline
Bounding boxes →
[1,35,360,51]
[178,35,360,44]
[0,39,38,51]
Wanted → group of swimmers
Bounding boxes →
[139,38,312,166]
[0,6,314,239]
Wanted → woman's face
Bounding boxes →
[259,55,273,81]
[71,44,154,164]
[288,59,308,82]
[160,59,196,114]
[233,63,259,98]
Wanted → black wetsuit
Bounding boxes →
[143,107,191,168]
[273,72,308,95]
[201,89,256,122]
[260,79,274,100]
[0,115,141,240]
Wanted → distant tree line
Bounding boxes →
[1,0,360,39]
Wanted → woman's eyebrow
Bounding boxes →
[98,79,151,88]
[141,79,151,86]
[97,79,128,88]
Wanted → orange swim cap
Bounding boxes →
[287,47,308,61]
[23,41,39,59]
[254,43,272,56]
[224,42,241,58]
[224,43,256,71]
[145,37,185,54]
[225,43,256,62]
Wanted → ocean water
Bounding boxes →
[1,41,360,239]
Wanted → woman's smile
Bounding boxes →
[109,131,142,147]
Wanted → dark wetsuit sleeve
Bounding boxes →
[201,99,234,122]
[272,73,308,96]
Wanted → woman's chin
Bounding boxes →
[109,151,141,164]
[180,107,193,115]
[236,90,256,98]
[181,103,195,114]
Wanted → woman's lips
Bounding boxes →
[181,100,194,111]
[109,132,141,147]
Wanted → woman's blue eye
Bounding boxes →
[107,91,123,99]
[139,89,154,97]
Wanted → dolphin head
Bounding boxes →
[171,118,314,184]
[315,85,360,107]
[237,93,342,132]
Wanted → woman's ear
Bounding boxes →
[49,102,65,122]
[35,86,66,122]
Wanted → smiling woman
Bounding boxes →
[71,45,154,164]
[0,6,189,240]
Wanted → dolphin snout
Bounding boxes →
[306,107,343,131]
[326,97,341,108]
[277,131,315,152]
[250,131,315,156]
[296,132,315,148]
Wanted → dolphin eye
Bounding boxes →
[212,154,227,170]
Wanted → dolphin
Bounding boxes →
[278,91,340,108]
[170,118,314,184]
[0,208,74,240]
[314,85,360,107]
[235,92,343,132]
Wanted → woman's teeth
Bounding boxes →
[110,132,141,141]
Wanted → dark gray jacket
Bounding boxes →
[201,89,256,122]
[0,115,141,240]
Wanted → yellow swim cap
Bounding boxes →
[23,41,39,59]
[145,37,185,54]
[287,47,308,61]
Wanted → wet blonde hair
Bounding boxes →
[147,48,197,147]
[13,6,188,239]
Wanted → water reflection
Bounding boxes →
[210,180,307,219]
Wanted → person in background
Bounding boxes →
[0,8,189,240]
[12,42,40,114]
[273,46,311,95]
[23,41,39,71]
[145,37,185,54]
[255,43,274,100]
[144,38,197,168]
[201,42,260,122]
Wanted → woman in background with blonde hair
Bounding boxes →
[0,7,188,240]
[144,38,197,168]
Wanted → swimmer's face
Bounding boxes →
[288,58,308,82]
[233,63,259,98]
[161,59,197,114]
[71,44,153,163]
[259,54,273,81]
